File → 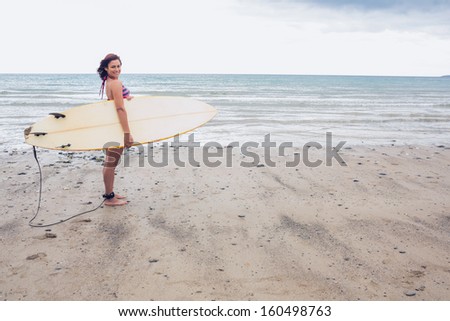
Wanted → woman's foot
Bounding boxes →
[104,197,128,206]
[115,194,127,199]
[103,191,127,206]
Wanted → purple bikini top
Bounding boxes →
[99,77,130,99]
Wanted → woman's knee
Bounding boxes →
[104,148,123,167]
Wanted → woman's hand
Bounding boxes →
[124,133,134,148]
[126,96,134,101]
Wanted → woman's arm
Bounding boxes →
[110,81,133,147]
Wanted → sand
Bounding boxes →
[1,143,449,300]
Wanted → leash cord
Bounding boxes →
[28,146,105,228]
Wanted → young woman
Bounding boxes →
[97,53,134,206]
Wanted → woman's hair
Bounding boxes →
[97,53,122,80]
[97,53,122,98]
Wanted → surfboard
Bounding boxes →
[24,96,217,151]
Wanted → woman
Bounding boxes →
[97,53,134,206]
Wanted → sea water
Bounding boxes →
[1,73,449,149]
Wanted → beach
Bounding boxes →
[1,143,449,300]
[1,73,449,301]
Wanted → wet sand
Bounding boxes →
[1,144,449,300]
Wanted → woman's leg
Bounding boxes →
[103,148,127,206]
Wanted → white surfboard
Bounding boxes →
[24,96,217,151]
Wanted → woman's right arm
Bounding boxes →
[110,81,133,148]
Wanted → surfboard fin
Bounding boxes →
[32,132,48,137]
[49,113,66,119]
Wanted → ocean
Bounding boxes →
[1,73,449,150]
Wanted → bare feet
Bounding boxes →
[102,191,127,206]
[104,196,128,206]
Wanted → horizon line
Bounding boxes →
[0,72,448,78]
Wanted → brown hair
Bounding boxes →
[97,53,122,80]
[97,53,122,98]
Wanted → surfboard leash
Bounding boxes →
[28,146,105,228]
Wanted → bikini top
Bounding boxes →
[122,85,130,98]
[99,78,131,99]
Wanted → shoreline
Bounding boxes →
[1,144,449,300]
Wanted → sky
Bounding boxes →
[1,0,450,76]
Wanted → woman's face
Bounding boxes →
[105,59,122,79]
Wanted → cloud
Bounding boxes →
[239,0,450,35]
[269,0,450,12]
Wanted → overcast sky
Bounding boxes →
[2,0,450,76]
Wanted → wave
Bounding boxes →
[2,74,450,149]
[0,101,79,108]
